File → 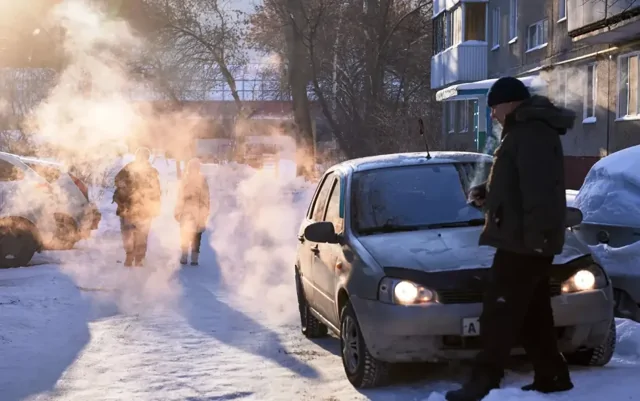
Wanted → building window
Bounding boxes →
[433,13,446,54]
[526,19,548,51]
[465,2,487,41]
[449,6,463,47]
[618,53,639,118]
[447,102,456,133]
[558,0,567,21]
[459,100,469,132]
[584,64,597,120]
[509,0,518,41]
[491,7,500,49]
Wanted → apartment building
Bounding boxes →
[431,0,640,188]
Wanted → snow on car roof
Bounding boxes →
[18,156,64,167]
[332,151,493,173]
[574,145,640,227]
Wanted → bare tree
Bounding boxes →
[139,0,248,112]
[250,0,439,161]
[0,68,55,154]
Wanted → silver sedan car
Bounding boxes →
[295,152,615,388]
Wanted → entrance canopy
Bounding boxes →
[436,75,547,102]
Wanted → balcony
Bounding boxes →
[431,41,488,89]
[568,0,640,44]
[433,0,487,18]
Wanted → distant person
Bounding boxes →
[447,77,575,401]
[175,158,210,266]
[113,147,161,267]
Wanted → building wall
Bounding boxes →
[486,0,640,188]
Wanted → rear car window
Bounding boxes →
[25,163,62,183]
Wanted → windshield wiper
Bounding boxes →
[358,223,423,235]
[426,218,486,229]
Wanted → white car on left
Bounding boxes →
[0,152,58,267]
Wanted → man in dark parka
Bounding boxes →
[446,77,577,401]
[113,147,161,267]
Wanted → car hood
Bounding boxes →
[356,227,590,272]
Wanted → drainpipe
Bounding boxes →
[606,52,612,155]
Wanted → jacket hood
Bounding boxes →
[512,95,576,135]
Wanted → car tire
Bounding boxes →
[0,225,38,268]
[566,318,616,367]
[340,302,390,388]
[295,269,328,338]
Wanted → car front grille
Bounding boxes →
[437,280,562,304]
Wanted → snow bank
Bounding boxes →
[574,146,640,227]
[590,241,640,275]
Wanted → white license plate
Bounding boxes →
[462,317,480,337]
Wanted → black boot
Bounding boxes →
[521,370,573,393]
[446,373,501,401]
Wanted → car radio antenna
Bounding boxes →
[418,118,432,159]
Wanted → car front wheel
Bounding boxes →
[340,302,390,388]
[295,269,328,338]
[566,318,616,367]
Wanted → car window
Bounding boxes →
[307,173,330,218]
[0,160,24,182]
[312,175,335,221]
[324,180,343,233]
[456,162,493,193]
[351,164,484,233]
[24,163,61,183]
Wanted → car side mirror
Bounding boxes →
[304,221,339,244]
[565,207,583,227]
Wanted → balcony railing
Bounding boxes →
[430,41,488,90]
[568,0,640,43]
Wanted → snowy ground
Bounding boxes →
[2,158,640,401]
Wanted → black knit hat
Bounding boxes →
[487,76,531,107]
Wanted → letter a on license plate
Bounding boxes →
[462,317,480,337]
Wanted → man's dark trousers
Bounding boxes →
[120,218,152,264]
[475,249,566,379]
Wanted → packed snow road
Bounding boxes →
[2,161,640,401]
[3,235,640,401]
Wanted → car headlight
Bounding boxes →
[378,277,436,305]
[561,264,608,293]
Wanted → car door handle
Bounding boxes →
[311,245,319,254]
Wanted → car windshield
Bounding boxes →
[351,163,487,235]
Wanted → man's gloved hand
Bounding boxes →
[468,183,487,208]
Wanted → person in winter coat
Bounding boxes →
[113,147,162,267]
[175,158,210,266]
[446,77,576,401]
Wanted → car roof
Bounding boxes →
[17,156,65,169]
[329,151,494,174]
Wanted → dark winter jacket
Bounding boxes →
[113,161,162,220]
[174,173,210,232]
[478,95,575,256]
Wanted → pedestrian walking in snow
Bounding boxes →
[113,147,162,267]
[447,77,576,401]
[175,158,210,266]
